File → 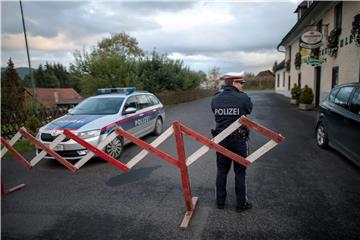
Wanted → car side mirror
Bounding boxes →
[124,107,136,115]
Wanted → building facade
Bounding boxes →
[274,60,289,97]
[276,1,360,106]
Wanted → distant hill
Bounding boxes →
[1,67,34,80]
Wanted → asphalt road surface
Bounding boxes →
[2,92,360,240]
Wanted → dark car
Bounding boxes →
[315,82,360,166]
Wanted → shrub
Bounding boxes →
[25,115,42,135]
[327,28,341,57]
[299,85,314,104]
[291,83,301,100]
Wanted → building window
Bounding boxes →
[334,2,342,29]
[277,73,280,88]
[332,66,339,88]
[288,76,291,90]
[283,72,285,87]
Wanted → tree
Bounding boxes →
[98,33,144,59]
[136,50,202,92]
[1,58,24,114]
[24,62,73,88]
[70,33,202,95]
[71,46,140,96]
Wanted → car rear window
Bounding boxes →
[71,97,124,115]
[148,95,160,105]
[350,88,360,115]
[334,86,354,109]
[137,95,152,109]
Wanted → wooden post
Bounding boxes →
[173,121,198,229]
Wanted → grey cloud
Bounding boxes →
[2,1,295,74]
[1,1,86,37]
[133,2,296,55]
[1,1,162,38]
[118,1,195,14]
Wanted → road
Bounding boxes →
[2,92,360,240]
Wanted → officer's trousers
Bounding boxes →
[216,138,248,207]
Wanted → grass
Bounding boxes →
[1,138,35,159]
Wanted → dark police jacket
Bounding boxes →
[211,85,253,131]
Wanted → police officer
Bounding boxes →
[211,72,253,212]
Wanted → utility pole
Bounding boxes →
[19,0,36,107]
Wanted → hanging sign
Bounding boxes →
[300,42,323,49]
[304,57,325,67]
[300,30,323,49]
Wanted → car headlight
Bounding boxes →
[77,130,100,139]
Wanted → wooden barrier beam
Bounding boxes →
[63,130,128,172]
[0,137,32,169]
[186,119,242,166]
[246,140,278,163]
[1,132,22,158]
[126,126,174,169]
[19,128,77,173]
[239,116,285,143]
[75,131,118,169]
[179,123,251,167]
[30,134,66,167]
[115,128,179,168]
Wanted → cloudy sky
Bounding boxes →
[1,0,298,74]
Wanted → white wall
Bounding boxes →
[284,1,360,103]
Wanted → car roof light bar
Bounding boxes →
[96,87,136,95]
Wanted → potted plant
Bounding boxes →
[351,13,360,47]
[299,85,314,110]
[290,83,300,105]
[327,28,341,57]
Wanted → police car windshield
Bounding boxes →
[71,97,124,115]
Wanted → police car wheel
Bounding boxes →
[105,136,123,159]
[153,118,163,136]
[316,123,328,149]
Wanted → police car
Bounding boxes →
[36,87,165,160]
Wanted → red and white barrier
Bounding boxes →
[113,116,282,229]
[1,116,284,229]
[186,116,284,166]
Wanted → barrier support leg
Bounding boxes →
[1,177,26,197]
[173,121,198,229]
